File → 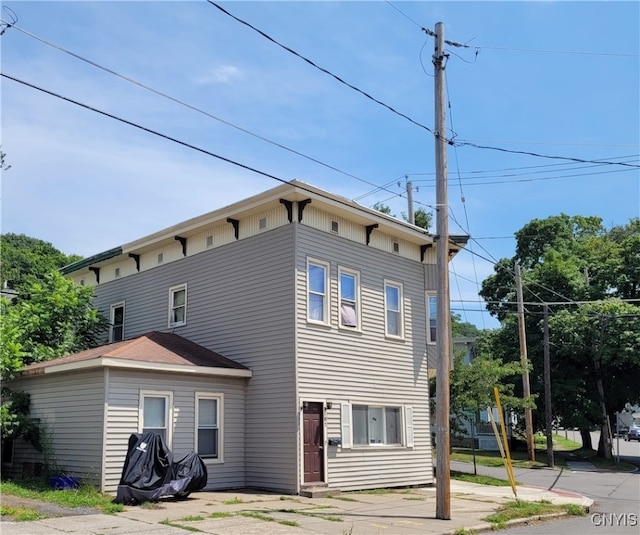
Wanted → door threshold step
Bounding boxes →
[300,485,335,498]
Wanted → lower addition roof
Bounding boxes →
[17,331,252,379]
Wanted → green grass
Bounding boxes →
[0,479,123,514]
[0,504,47,522]
[222,496,244,505]
[354,488,395,495]
[329,495,359,502]
[484,499,586,528]
[238,511,300,527]
[274,508,343,522]
[179,515,205,522]
[209,511,233,518]
[451,470,512,487]
[160,518,202,532]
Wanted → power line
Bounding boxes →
[0,19,403,201]
[206,1,435,135]
[475,45,640,58]
[1,72,441,238]
[453,141,640,168]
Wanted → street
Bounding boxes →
[461,430,640,534]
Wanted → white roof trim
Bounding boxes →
[38,357,252,378]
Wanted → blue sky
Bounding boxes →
[1,1,638,329]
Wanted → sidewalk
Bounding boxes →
[1,478,593,535]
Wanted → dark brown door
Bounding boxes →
[303,402,324,483]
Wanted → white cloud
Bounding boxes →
[195,65,242,85]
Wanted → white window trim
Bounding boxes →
[383,280,404,339]
[427,292,437,345]
[109,301,125,342]
[344,402,412,448]
[139,390,173,448]
[168,284,187,328]
[338,266,361,331]
[307,258,330,325]
[195,393,224,463]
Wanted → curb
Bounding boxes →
[454,511,577,534]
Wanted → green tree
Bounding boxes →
[479,215,640,455]
[1,233,81,293]
[1,271,108,447]
[447,349,525,473]
[401,207,433,230]
[1,271,108,377]
[373,201,394,216]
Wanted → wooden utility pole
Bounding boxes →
[515,263,535,462]
[405,176,415,225]
[433,21,451,521]
[543,304,554,467]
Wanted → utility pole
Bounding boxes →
[405,176,415,224]
[515,263,535,462]
[433,21,451,521]
[543,304,554,467]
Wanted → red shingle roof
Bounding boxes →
[20,332,249,373]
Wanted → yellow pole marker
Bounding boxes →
[494,386,517,499]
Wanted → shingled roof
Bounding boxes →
[19,332,251,377]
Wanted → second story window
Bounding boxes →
[339,268,360,329]
[427,293,437,343]
[384,280,403,338]
[169,284,187,327]
[110,302,125,342]
[307,259,329,324]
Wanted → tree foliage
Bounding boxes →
[0,236,108,448]
[1,271,108,380]
[1,233,81,293]
[478,215,640,454]
[373,202,433,230]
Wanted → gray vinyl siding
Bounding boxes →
[92,224,298,493]
[103,369,247,492]
[296,224,434,490]
[5,370,105,486]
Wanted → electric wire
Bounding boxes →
[0,19,403,201]
[0,72,439,241]
[206,1,435,135]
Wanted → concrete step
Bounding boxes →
[300,485,336,498]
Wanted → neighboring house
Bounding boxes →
[5,180,467,494]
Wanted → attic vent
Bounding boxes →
[158,253,164,264]
[331,220,339,233]
[393,242,400,254]
[206,235,213,247]
[115,268,121,278]
[259,217,267,230]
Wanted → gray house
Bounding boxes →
[6,180,467,494]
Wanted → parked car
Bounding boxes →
[614,425,629,438]
[625,427,640,441]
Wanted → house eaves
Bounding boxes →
[20,357,252,378]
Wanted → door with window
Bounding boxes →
[303,402,324,483]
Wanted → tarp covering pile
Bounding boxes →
[115,432,207,504]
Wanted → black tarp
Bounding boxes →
[115,432,208,504]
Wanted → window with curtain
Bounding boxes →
[339,268,359,329]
